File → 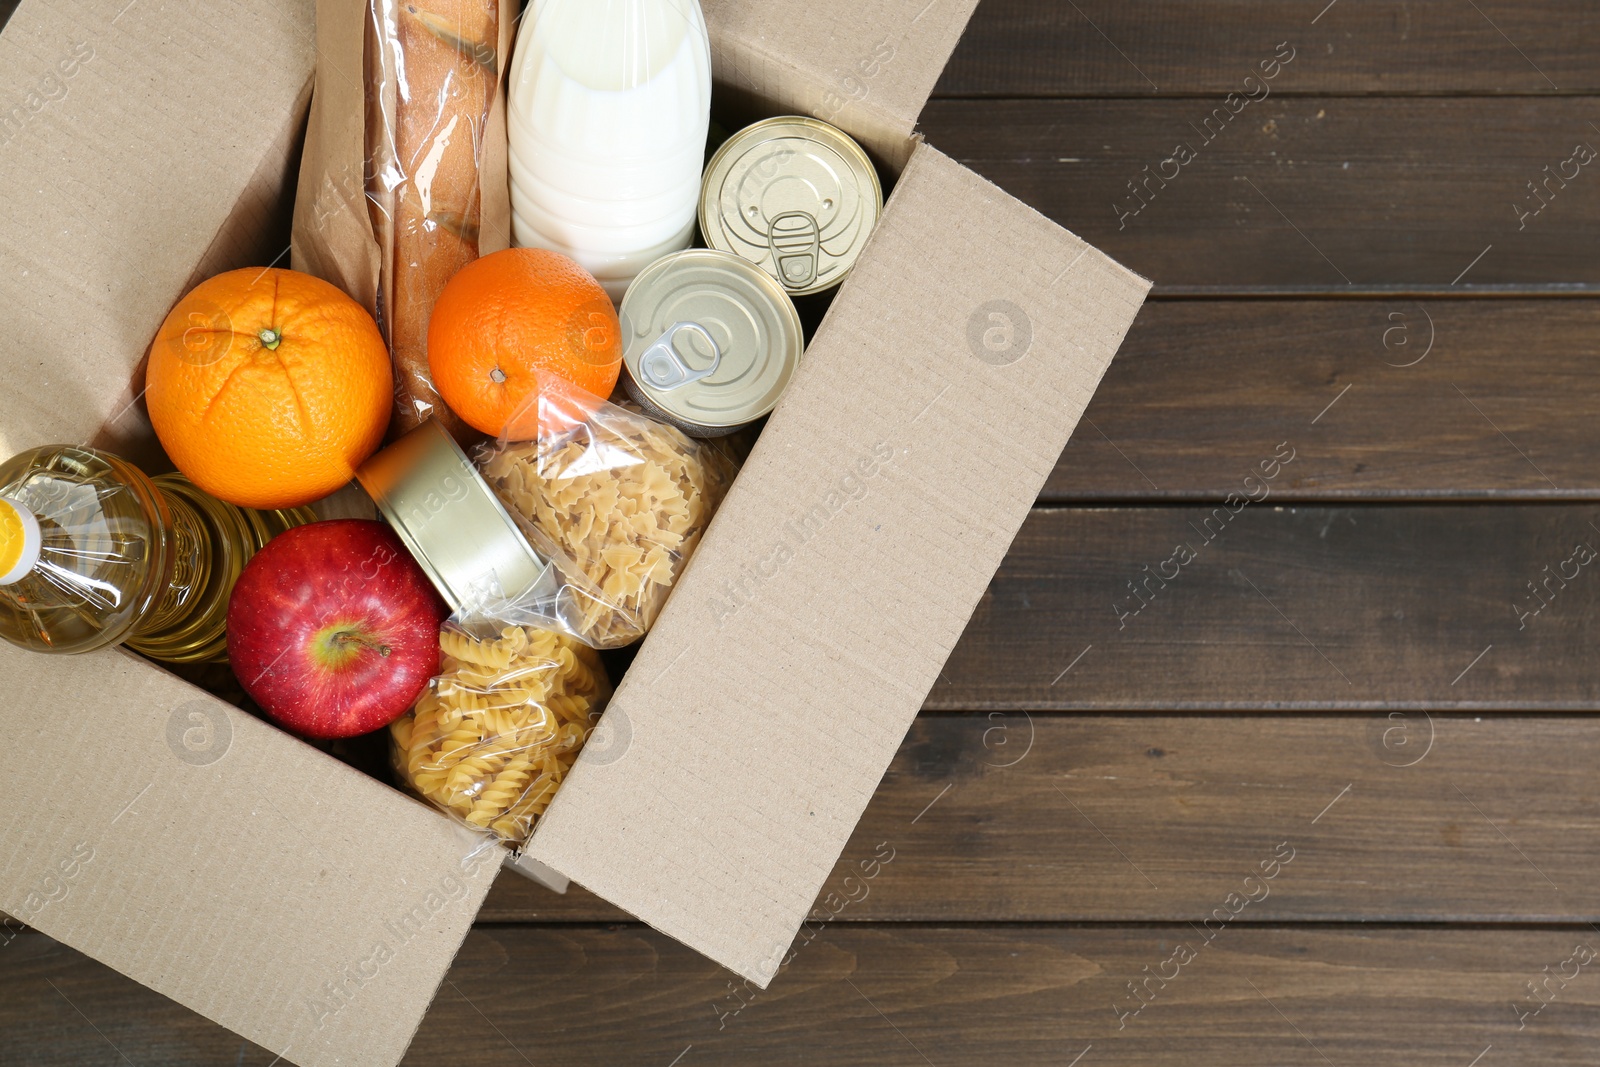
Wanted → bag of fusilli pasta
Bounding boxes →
[389,618,611,845]
[470,379,738,648]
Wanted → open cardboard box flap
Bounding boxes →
[520,0,1149,992]
[523,142,1150,986]
[524,139,1152,985]
[0,644,501,1065]
[0,0,313,464]
[0,0,1149,1063]
[702,0,982,167]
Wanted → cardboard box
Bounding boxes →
[0,1,1150,1064]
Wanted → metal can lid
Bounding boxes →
[700,116,883,297]
[356,420,557,615]
[619,249,804,433]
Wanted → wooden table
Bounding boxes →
[9,2,1600,1062]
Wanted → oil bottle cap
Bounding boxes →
[0,496,41,585]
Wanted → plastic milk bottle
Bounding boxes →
[506,0,713,301]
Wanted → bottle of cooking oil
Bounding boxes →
[0,445,311,663]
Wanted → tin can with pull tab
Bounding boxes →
[618,249,804,436]
[636,321,723,391]
[699,116,883,297]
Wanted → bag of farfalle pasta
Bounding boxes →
[390,619,611,845]
[471,379,738,648]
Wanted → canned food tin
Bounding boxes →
[699,116,883,297]
[618,249,804,436]
[356,420,557,614]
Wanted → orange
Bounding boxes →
[426,248,622,437]
[147,268,393,510]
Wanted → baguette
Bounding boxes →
[379,0,498,438]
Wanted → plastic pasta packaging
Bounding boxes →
[390,620,610,844]
[474,381,738,648]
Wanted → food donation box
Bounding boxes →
[0,0,1150,1064]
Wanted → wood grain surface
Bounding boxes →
[1051,299,1600,501]
[405,925,1600,1066]
[479,713,1600,923]
[933,505,1600,710]
[938,0,1596,97]
[8,3,1598,1065]
[918,98,1600,291]
[10,926,1600,1066]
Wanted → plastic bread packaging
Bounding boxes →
[289,0,518,442]
[389,616,611,846]
[467,376,739,649]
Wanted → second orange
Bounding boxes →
[427,248,623,437]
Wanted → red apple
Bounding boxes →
[228,519,447,739]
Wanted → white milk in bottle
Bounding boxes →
[507,0,712,301]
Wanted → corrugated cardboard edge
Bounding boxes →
[0,645,504,1067]
[525,141,1150,987]
[702,0,981,169]
[505,850,571,894]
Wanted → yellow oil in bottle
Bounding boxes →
[0,446,310,663]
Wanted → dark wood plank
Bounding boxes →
[930,505,1600,709]
[32,710,1596,929]
[917,97,1600,291]
[483,713,1600,923]
[417,926,1600,1066]
[10,926,1599,1065]
[1049,299,1600,502]
[939,0,1598,97]
[0,932,269,1065]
